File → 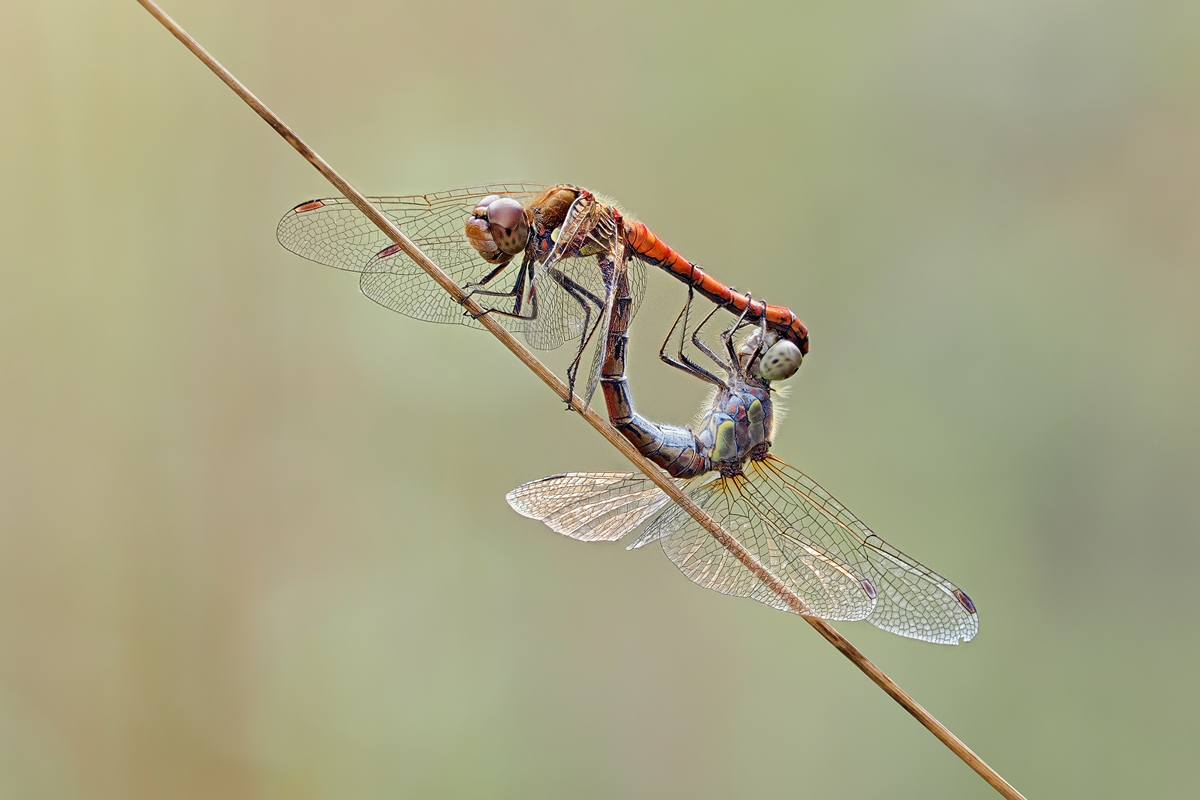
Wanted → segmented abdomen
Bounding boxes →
[624,220,809,354]
[600,263,711,479]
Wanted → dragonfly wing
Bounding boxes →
[580,277,615,409]
[506,472,673,542]
[577,255,648,409]
[359,268,475,330]
[521,194,606,350]
[277,184,546,328]
[508,457,977,642]
[746,457,979,644]
[860,534,980,644]
[277,185,544,271]
[527,199,649,387]
[632,472,879,621]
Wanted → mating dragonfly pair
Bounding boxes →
[277,184,978,644]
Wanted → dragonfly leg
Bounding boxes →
[690,300,732,373]
[742,313,769,372]
[658,288,725,387]
[461,253,536,318]
[461,257,513,294]
[463,287,540,322]
[721,292,756,367]
[464,258,540,322]
[545,266,605,406]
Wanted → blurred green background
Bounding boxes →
[2,0,1198,798]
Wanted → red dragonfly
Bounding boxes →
[277,184,809,400]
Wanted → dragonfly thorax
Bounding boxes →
[694,382,776,476]
[688,328,799,475]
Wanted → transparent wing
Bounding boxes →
[733,457,979,644]
[508,457,977,642]
[525,195,647,397]
[525,193,608,351]
[506,472,673,542]
[277,184,545,272]
[577,257,648,409]
[631,472,879,622]
[278,184,645,353]
[277,184,545,332]
[359,248,644,351]
[579,274,617,408]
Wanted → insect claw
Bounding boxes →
[463,306,492,320]
[459,281,500,308]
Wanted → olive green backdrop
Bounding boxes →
[2,1,1198,798]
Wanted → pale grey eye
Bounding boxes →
[758,340,802,381]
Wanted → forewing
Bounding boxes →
[518,193,603,350]
[277,185,544,272]
[632,473,878,621]
[506,472,672,542]
[279,184,646,355]
[527,198,648,392]
[277,184,545,329]
[747,457,979,644]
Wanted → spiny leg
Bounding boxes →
[659,287,725,386]
[462,256,514,293]
[460,253,537,320]
[721,293,756,366]
[690,300,732,373]
[546,266,606,405]
[464,271,540,322]
[721,297,780,381]
[740,313,769,375]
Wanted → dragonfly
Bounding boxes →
[276,184,810,402]
[506,261,979,644]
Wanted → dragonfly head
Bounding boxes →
[759,339,803,381]
[739,329,803,382]
[466,195,530,263]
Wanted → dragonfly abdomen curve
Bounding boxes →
[600,269,711,479]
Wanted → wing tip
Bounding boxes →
[953,588,977,615]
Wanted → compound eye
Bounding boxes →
[465,216,505,262]
[473,195,501,216]
[486,197,525,229]
[485,197,529,255]
[758,339,802,381]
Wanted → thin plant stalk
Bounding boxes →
[133,3,1027,798]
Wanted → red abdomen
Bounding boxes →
[625,220,809,354]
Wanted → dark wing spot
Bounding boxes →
[953,589,977,614]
